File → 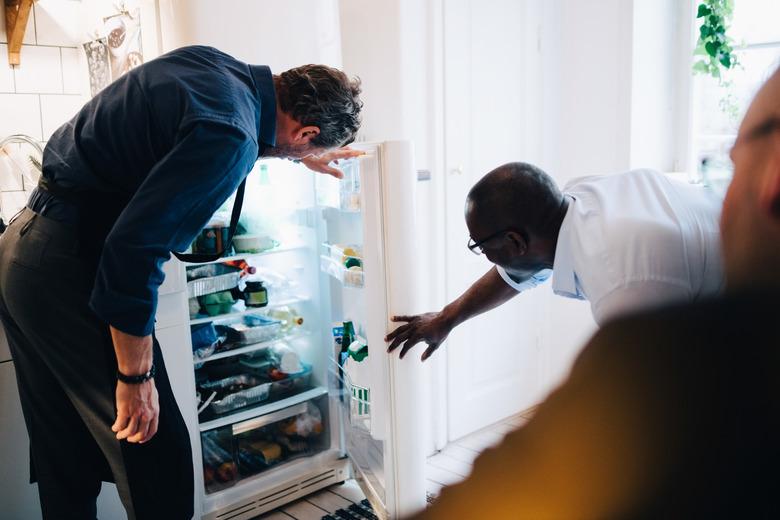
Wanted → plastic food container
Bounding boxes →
[216,315,282,345]
[233,234,277,253]
[193,219,230,255]
[200,291,236,316]
[198,374,271,415]
[201,429,238,493]
[188,272,241,299]
[269,363,312,399]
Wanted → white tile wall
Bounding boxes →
[0,44,14,92]
[0,1,88,210]
[0,190,29,223]
[13,45,63,94]
[41,94,85,140]
[61,47,82,94]
[33,1,82,47]
[0,93,42,140]
[0,152,25,191]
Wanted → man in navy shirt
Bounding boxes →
[0,46,362,519]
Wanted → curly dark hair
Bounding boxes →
[276,64,363,148]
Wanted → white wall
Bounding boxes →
[630,0,694,173]
[0,0,87,223]
[156,0,342,69]
[529,0,637,392]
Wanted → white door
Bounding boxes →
[442,0,549,440]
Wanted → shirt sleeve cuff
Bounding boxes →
[89,288,157,337]
[497,266,553,292]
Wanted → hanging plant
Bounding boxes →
[692,0,741,118]
[693,0,739,78]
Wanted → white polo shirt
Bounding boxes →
[497,169,724,325]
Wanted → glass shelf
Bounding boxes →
[189,296,308,325]
[181,242,307,266]
[196,331,311,364]
[199,386,328,432]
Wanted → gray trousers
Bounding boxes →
[0,209,193,520]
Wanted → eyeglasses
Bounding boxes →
[467,228,521,255]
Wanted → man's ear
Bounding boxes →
[295,125,320,145]
[506,230,528,255]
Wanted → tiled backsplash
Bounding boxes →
[0,0,87,223]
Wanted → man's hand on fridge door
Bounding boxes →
[385,312,453,362]
[300,147,364,179]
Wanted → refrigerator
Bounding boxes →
[155,140,427,520]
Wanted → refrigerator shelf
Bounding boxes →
[199,386,328,432]
[197,330,311,364]
[181,241,308,266]
[190,297,308,325]
[320,255,364,288]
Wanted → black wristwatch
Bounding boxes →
[117,364,155,384]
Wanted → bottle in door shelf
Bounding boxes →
[340,321,356,366]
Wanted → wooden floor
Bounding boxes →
[425,411,532,501]
[258,410,533,519]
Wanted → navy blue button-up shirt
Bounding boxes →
[29,46,276,336]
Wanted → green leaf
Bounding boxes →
[709,15,720,26]
[700,24,712,38]
[697,4,711,17]
[719,54,732,68]
[693,60,710,74]
[711,65,721,79]
[705,41,720,57]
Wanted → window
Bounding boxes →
[691,0,780,194]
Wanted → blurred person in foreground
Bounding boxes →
[411,66,780,519]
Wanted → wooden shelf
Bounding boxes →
[5,0,34,66]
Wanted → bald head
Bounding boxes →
[466,162,565,237]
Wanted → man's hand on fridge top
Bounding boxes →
[385,312,454,361]
[300,147,365,178]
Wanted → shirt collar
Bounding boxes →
[551,195,581,298]
[249,65,277,149]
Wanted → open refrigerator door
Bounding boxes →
[316,141,427,519]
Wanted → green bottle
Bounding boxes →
[341,321,355,355]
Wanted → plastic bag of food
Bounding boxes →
[278,403,323,438]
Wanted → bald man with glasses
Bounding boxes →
[387,162,724,360]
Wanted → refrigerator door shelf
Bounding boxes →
[321,255,365,288]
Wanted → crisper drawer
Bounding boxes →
[200,397,329,494]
